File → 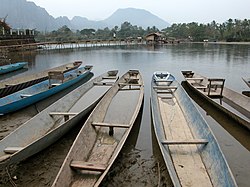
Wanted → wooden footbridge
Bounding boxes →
[0,39,145,52]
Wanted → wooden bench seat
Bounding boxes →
[119,88,141,91]
[194,86,207,90]
[186,77,204,81]
[159,96,173,99]
[50,112,78,121]
[93,82,114,86]
[49,112,78,116]
[124,78,139,81]
[102,76,117,79]
[70,161,106,171]
[92,122,130,128]
[153,86,178,90]
[162,139,208,145]
[119,83,141,86]
[157,90,174,94]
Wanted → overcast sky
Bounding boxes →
[30,0,250,24]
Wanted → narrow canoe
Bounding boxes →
[0,62,28,75]
[151,71,237,187]
[0,70,119,167]
[182,71,250,130]
[0,65,93,115]
[52,70,144,187]
[0,61,82,98]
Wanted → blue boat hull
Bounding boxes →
[0,62,28,75]
[0,66,92,114]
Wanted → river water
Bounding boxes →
[1,43,250,186]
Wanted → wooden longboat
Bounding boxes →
[0,70,119,167]
[182,71,250,130]
[0,62,28,75]
[0,61,82,98]
[151,71,237,187]
[52,70,144,187]
[0,65,93,115]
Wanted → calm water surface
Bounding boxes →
[2,43,250,186]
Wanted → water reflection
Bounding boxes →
[0,68,28,81]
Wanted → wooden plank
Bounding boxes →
[49,112,78,116]
[70,161,106,171]
[153,86,178,90]
[158,97,213,186]
[155,80,173,82]
[186,78,204,81]
[4,147,23,154]
[93,82,114,86]
[92,122,130,128]
[119,88,141,91]
[194,86,207,89]
[124,78,139,81]
[208,78,225,82]
[159,96,173,99]
[162,139,208,145]
[119,83,141,86]
[157,91,173,94]
[102,76,117,79]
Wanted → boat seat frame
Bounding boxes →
[49,112,78,121]
[70,161,107,172]
[48,71,64,88]
[92,122,130,136]
[162,139,208,145]
[207,78,225,97]
[190,78,225,98]
[186,77,204,82]
[93,82,114,86]
[102,76,117,79]
[119,82,142,90]
[153,86,178,90]
[159,96,173,99]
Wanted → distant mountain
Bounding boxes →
[0,0,170,31]
[70,16,107,30]
[104,8,169,29]
[0,0,58,31]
